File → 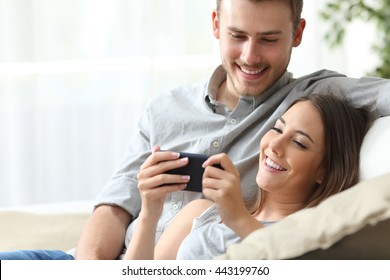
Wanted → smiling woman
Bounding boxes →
[257,100,326,212]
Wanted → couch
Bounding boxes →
[1,116,390,259]
[0,201,93,251]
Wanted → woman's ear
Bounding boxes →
[316,167,325,185]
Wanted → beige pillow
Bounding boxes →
[216,172,390,260]
[0,211,90,251]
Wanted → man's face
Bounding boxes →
[213,0,305,98]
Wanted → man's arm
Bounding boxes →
[75,204,132,260]
[290,70,390,118]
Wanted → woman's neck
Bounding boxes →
[253,196,307,222]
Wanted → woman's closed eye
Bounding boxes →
[293,140,308,150]
[271,126,282,133]
[272,126,309,150]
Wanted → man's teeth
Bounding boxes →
[241,67,264,75]
[266,157,286,171]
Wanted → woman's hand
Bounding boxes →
[137,146,190,220]
[201,154,247,226]
[202,153,261,238]
[126,146,190,260]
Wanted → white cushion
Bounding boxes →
[360,116,390,181]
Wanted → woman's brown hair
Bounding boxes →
[301,94,373,207]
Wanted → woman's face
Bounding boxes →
[257,101,325,200]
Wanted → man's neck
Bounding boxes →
[216,80,240,111]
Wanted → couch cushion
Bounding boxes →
[0,211,90,251]
[360,116,390,181]
[291,218,390,259]
[216,172,390,259]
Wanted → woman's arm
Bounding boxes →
[202,154,263,239]
[124,147,190,259]
[151,152,263,260]
[124,209,160,259]
[154,199,214,259]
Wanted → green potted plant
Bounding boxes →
[321,0,390,78]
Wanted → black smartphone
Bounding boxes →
[164,152,221,192]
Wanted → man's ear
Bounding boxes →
[293,18,306,47]
[212,10,220,39]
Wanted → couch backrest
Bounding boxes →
[360,116,390,181]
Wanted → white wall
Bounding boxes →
[289,0,378,78]
[0,0,379,207]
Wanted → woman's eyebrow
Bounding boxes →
[296,130,315,144]
[279,117,315,144]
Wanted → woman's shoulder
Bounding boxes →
[170,199,215,228]
[176,199,216,225]
[184,199,214,211]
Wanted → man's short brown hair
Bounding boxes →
[216,0,303,29]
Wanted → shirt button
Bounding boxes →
[229,118,237,125]
[212,140,219,148]
[172,203,179,210]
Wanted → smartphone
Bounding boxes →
[164,152,221,192]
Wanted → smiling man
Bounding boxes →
[214,0,305,108]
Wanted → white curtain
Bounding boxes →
[0,0,377,207]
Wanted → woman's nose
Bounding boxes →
[269,138,284,158]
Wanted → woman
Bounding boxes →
[124,94,373,260]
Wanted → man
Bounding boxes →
[1,0,389,260]
[75,0,389,260]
